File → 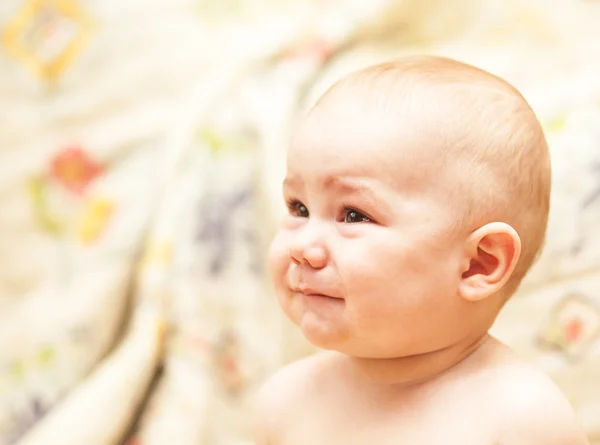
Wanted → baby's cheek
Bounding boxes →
[353,239,408,278]
[337,242,386,296]
[347,242,412,303]
[267,233,289,284]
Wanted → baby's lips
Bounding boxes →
[291,285,343,299]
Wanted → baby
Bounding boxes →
[254,55,590,445]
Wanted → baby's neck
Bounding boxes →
[346,334,492,388]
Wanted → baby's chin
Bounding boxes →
[302,327,349,351]
[282,296,350,347]
[296,319,434,359]
[288,307,352,351]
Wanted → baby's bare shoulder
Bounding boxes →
[480,360,589,445]
[256,352,327,408]
[253,352,334,443]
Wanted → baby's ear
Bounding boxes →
[458,222,521,302]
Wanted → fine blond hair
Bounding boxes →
[314,55,551,293]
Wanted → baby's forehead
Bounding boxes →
[293,87,457,164]
[300,79,466,144]
[289,115,452,197]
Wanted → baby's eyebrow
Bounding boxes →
[324,176,373,194]
[282,176,303,190]
[324,177,392,210]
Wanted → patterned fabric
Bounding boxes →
[0,0,599,444]
[2,0,93,81]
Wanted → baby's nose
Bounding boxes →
[289,243,328,269]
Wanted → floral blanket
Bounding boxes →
[0,0,599,444]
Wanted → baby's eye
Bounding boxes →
[287,200,309,218]
[344,209,370,223]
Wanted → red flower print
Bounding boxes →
[565,317,583,343]
[50,145,102,194]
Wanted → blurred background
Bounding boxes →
[0,0,599,443]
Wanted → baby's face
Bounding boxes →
[269,102,476,359]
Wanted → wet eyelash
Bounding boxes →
[285,199,309,217]
[285,199,302,211]
[340,206,372,223]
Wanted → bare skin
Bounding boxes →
[255,56,590,445]
[255,337,588,445]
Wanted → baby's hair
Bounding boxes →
[313,55,551,294]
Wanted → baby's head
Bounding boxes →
[269,55,551,359]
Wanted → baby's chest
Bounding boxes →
[282,402,496,445]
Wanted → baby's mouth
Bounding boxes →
[291,286,343,301]
[303,292,337,300]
